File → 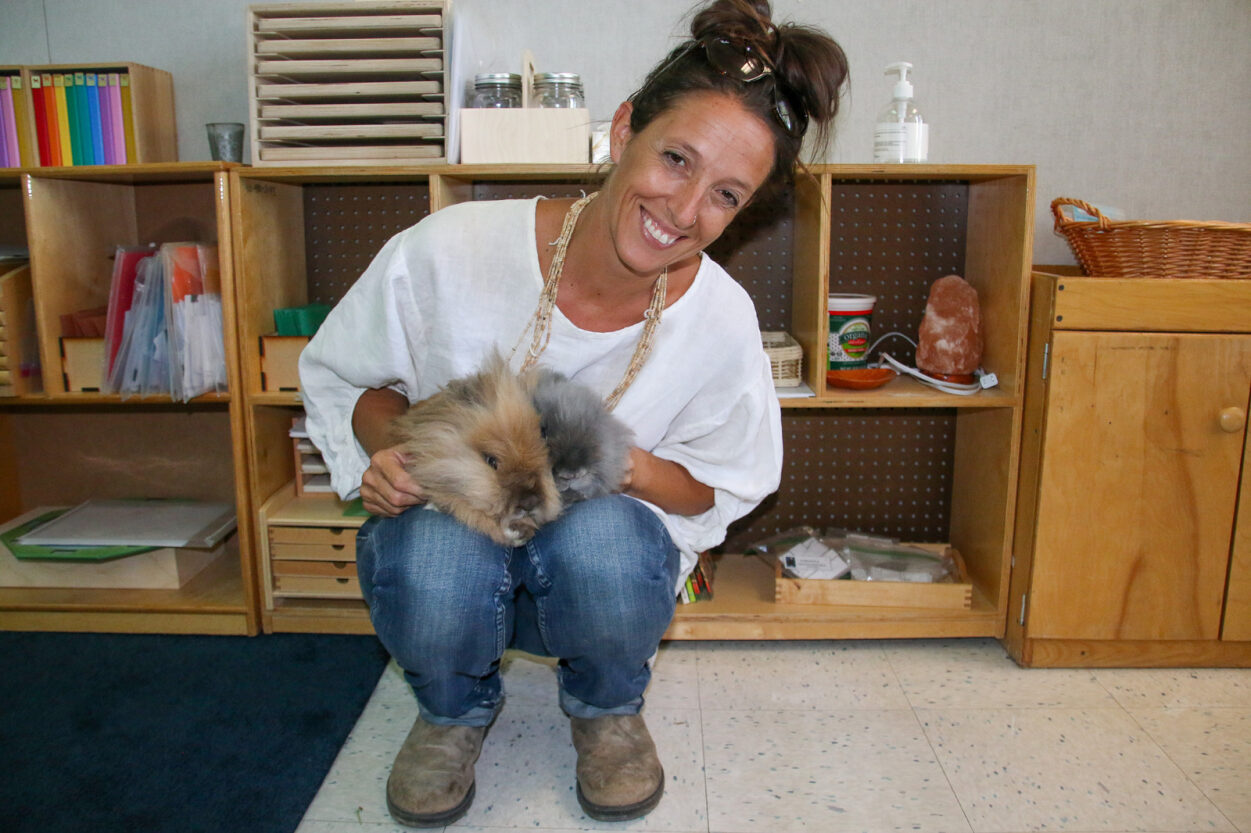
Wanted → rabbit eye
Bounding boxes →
[483,454,499,470]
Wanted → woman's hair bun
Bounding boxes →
[692,0,848,132]
[691,0,849,175]
[691,0,775,45]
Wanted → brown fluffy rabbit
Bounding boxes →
[390,352,562,546]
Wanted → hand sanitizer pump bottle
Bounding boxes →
[873,62,928,163]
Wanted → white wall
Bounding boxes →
[3,0,1248,264]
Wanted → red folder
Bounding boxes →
[30,75,50,166]
[104,246,155,374]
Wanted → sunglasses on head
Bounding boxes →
[647,35,807,137]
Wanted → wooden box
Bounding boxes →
[773,545,972,610]
[269,526,358,597]
[459,108,590,164]
[60,336,104,392]
[259,335,308,391]
[248,1,448,166]
[258,483,368,608]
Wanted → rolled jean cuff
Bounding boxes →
[559,687,643,719]
[418,700,500,728]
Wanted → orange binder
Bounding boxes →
[52,74,72,165]
[42,73,61,166]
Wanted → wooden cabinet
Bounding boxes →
[0,163,259,635]
[1006,271,1251,666]
[232,164,1036,640]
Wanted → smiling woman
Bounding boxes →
[297,0,849,827]
[559,91,776,314]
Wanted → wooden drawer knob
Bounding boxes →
[1220,407,1246,433]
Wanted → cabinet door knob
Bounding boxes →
[1220,407,1246,433]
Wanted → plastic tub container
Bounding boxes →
[827,293,876,369]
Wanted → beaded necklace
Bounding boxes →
[515,191,668,411]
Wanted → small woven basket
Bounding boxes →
[762,331,802,387]
[1052,198,1251,279]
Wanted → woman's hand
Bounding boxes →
[353,388,423,516]
[618,448,637,493]
[360,446,427,517]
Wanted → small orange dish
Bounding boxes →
[826,367,896,390]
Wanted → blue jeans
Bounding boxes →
[356,494,680,727]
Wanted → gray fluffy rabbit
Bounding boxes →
[531,368,635,505]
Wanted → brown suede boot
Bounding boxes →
[386,716,485,828]
[570,714,665,821]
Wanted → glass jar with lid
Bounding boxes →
[471,73,523,108]
[531,73,585,108]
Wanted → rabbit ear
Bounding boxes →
[480,348,508,374]
[443,349,512,409]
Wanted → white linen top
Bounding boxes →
[298,197,783,582]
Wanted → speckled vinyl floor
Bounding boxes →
[296,638,1251,833]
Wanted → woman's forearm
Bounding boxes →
[352,387,410,455]
[623,447,715,516]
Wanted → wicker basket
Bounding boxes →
[762,331,802,387]
[1052,198,1251,279]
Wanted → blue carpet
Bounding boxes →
[0,631,389,833]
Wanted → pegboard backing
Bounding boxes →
[705,201,796,331]
[303,182,432,304]
[829,181,968,365]
[723,409,956,551]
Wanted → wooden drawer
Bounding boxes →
[271,558,359,599]
[272,574,361,599]
[272,559,356,579]
[268,525,357,561]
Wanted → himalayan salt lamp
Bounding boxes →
[916,275,983,381]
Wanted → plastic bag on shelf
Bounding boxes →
[843,537,956,583]
[745,526,851,580]
[110,254,168,397]
[101,244,156,392]
[162,242,227,401]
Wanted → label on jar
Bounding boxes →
[828,313,872,369]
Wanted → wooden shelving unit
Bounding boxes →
[0,163,259,635]
[232,163,1035,639]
